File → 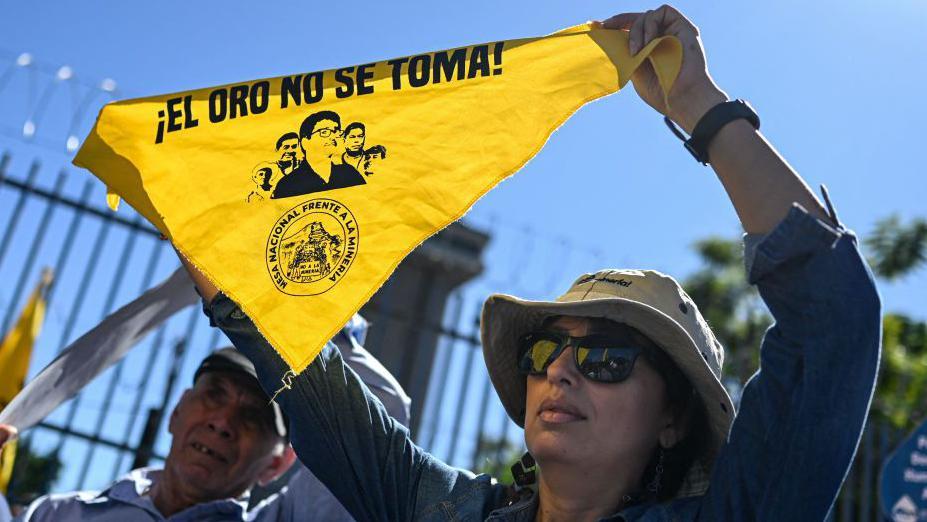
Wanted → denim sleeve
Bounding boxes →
[697,204,882,520]
[203,296,501,522]
[332,330,412,427]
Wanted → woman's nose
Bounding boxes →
[546,345,579,386]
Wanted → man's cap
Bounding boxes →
[193,347,288,438]
[480,269,736,499]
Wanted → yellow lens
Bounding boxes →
[577,347,589,365]
[530,339,558,372]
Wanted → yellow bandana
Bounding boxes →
[74,24,680,372]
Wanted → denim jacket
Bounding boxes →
[205,203,882,521]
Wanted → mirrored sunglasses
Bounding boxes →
[517,330,645,383]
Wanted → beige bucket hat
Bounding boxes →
[481,268,736,498]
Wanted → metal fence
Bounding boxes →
[0,150,225,494]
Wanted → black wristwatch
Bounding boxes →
[664,99,760,165]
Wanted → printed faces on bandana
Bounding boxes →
[246,111,388,202]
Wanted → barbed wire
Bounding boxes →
[0,48,121,157]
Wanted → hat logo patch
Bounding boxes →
[576,274,633,288]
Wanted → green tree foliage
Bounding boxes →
[677,229,927,517]
[472,433,523,484]
[866,215,927,279]
[862,215,926,431]
[683,225,927,433]
[6,437,62,509]
[682,237,770,386]
[875,313,927,430]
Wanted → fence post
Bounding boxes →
[131,408,163,469]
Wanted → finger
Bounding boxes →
[629,10,651,55]
[654,5,700,40]
[600,12,642,30]
[641,8,661,51]
[0,424,18,447]
[660,4,698,34]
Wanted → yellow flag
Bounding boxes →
[0,271,51,493]
[73,25,681,373]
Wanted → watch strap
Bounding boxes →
[665,99,760,165]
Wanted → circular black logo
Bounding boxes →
[265,198,359,295]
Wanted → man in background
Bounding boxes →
[2,315,410,521]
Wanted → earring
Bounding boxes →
[511,452,537,487]
[647,447,665,495]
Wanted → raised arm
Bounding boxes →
[603,6,881,519]
[603,5,829,234]
[175,251,219,302]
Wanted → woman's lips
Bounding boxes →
[537,398,586,424]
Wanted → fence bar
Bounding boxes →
[0,175,159,237]
[131,336,187,471]
[130,408,162,470]
[0,170,67,335]
[47,219,115,460]
[73,218,146,488]
[0,160,40,271]
[470,373,494,470]
[398,270,437,389]
[0,151,10,186]
[112,323,169,479]
[81,238,165,482]
[36,421,157,457]
[44,179,95,304]
[150,307,203,439]
[422,292,464,451]
[446,302,483,464]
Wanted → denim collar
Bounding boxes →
[487,488,650,522]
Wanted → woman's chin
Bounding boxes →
[528,431,586,463]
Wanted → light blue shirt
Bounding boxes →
[0,492,11,522]
[17,466,366,522]
[18,468,252,522]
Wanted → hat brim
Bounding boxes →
[480,293,735,497]
[196,360,289,438]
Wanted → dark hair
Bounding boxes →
[343,122,365,136]
[640,344,707,501]
[537,315,707,501]
[276,132,299,150]
[299,110,341,140]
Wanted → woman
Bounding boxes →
[179,5,881,521]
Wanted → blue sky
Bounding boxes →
[1,0,926,492]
